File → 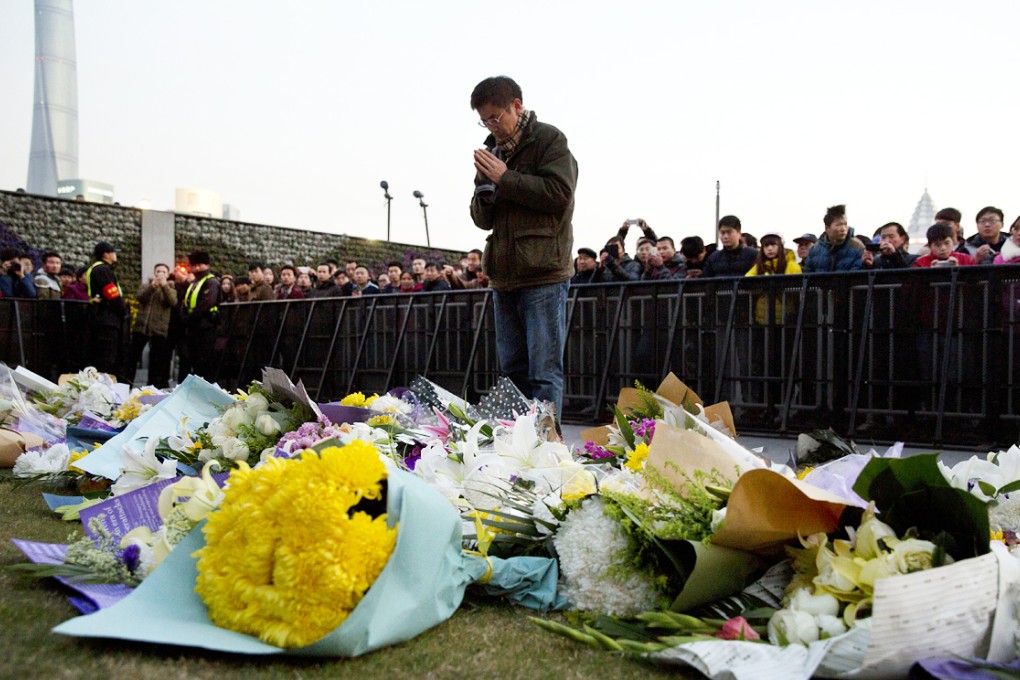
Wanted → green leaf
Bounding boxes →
[613,406,636,450]
[996,479,1020,496]
[977,480,997,498]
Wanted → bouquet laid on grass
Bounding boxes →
[31,367,127,426]
[53,436,563,656]
[533,443,1020,680]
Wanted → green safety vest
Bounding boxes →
[84,260,122,300]
[185,273,218,314]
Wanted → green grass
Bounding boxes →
[0,471,696,679]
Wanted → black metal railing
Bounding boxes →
[3,265,1019,448]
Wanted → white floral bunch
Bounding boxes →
[553,496,661,615]
[12,442,71,478]
[35,367,124,423]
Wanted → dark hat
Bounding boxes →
[93,241,117,259]
[59,265,75,276]
[792,233,818,245]
[188,250,211,266]
[577,247,597,259]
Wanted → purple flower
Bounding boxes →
[631,418,656,442]
[120,543,141,574]
[582,440,613,459]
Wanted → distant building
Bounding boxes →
[222,204,241,221]
[175,188,223,218]
[57,178,114,204]
[907,188,936,251]
[26,0,79,197]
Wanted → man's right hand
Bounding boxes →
[862,250,875,267]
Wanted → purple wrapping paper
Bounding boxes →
[11,540,134,613]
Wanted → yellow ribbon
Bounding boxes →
[458,499,495,584]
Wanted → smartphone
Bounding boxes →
[627,219,641,226]
[607,244,620,259]
[865,243,882,252]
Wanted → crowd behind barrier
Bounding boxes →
[3,265,1019,449]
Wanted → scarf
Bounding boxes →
[494,109,533,159]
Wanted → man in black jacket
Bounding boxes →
[702,215,758,278]
[84,242,126,376]
[470,75,577,424]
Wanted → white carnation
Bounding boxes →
[553,496,660,616]
[12,443,70,478]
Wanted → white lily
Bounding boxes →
[494,413,572,469]
[111,438,177,496]
[158,460,225,522]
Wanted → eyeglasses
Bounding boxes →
[477,107,509,129]
[978,216,1003,225]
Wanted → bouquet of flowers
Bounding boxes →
[31,367,126,425]
[159,380,313,469]
[53,436,563,656]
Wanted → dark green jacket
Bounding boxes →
[470,115,577,291]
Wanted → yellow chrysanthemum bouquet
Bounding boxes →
[55,437,563,655]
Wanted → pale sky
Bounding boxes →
[1,1,1018,253]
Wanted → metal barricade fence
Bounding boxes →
[3,265,1019,448]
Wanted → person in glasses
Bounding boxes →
[470,75,578,428]
[957,206,1008,264]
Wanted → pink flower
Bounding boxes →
[420,408,452,442]
[715,617,760,641]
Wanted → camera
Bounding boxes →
[7,261,21,274]
[865,243,882,253]
[606,244,620,260]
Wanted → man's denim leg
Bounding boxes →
[492,282,569,419]
[493,288,530,397]
[523,281,569,418]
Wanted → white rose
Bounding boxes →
[243,393,270,416]
[854,511,899,559]
[768,608,820,646]
[220,437,250,461]
[891,538,937,573]
[816,614,848,639]
[221,405,254,433]
[787,588,840,617]
[255,413,282,437]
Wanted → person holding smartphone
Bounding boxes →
[862,222,917,269]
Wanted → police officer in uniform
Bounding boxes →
[181,251,221,382]
[85,242,127,377]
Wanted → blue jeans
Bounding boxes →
[492,281,569,420]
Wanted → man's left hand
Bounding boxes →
[474,149,507,184]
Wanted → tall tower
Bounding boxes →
[907,188,936,244]
[26,0,79,196]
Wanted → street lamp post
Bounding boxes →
[413,190,430,248]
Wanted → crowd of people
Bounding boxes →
[566,205,1020,287]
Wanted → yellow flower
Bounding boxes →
[992,530,1005,543]
[194,440,397,648]
[340,392,380,408]
[796,466,814,480]
[561,468,597,501]
[67,449,90,475]
[367,414,394,427]
[624,442,650,473]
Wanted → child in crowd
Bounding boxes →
[992,216,1020,265]
[913,224,976,268]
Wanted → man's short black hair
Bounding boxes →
[823,205,846,228]
[280,264,297,276]
[878,222,908,240]
[470,76,522,110]
[927,223,955,244]
[743,233,758,247]
[680,236,705,259]
[718,215,742,232]
[387,260,403,269]
[637,237,657,249]
[248,262,263,272]
[976,206,1005,223]
[425,261,441,270]
[656,236,676,249]
[469,248,483,257]
[234,276,251,286]
[41,251,61,262]
[0,247,22,261]
[934,207,962,223]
